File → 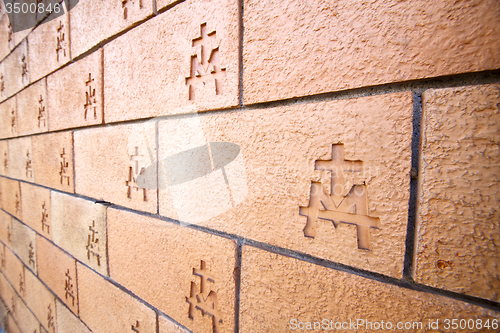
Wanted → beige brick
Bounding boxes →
[0,244,5,274]
[47,49,103,131]
[108,208,237,333]
[414,84,500,302]
[2,40,28,99]
[27,12,70,83]
[10,218,37,274]
[6,314,21,333]
[56,300,91,333]
[0,296,7,332]
[0,140,7,176]
[0,97,17,139]
[159,92,413,278]
[243,0,500,104]
[20,182,51,239]
[37,236,78,315]
[240,246,500,332]
[3,247,24,299]
[74,122,157,213]
[1,178,21,220]
[7,136,34,182]
[78,263,156,333]
[32,131,74,192]
[158,315,190,333]
[16,78,48,135]
[0,210,11,247]
[24,269,57,333]
[0,12,11,62]
[104,0,239,123]
[51,191,108,275]
[69,0,153,58]
[0,271,16,312]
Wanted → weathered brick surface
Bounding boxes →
[103,0,239,122]
[0,140,7,176]
[243,0,500,104]
[2,246,24,299]
[69,0,153,58]
[78,263,156,333]
[108,208,237,333]
[158,315,190,333]
[47,49,103,131]
[74,122,157,213]
[160,92,413,278]
[20,182,51,239]
[32,131,74,192]
[51,191,108,275]
[2,40,28,99]
[16,78,48,135]
[7,136,34,182]
[0,210,11,246]
[56,300,91,333]
[0,97,17,139]
[24,268,57,333]
[10,218,36,274]
[0,11,11,62]
[0,297,7,332]
[1,177,21,220]
[27,12,71,83]
[414,84,500,302]
[37,235,78,315]
[240,246,500,333]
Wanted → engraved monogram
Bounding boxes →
[86,220,101,266]
[84,73,97,120]
[38,94,47,127]
[59,148,70,185]
[121,0,142,20]
[125,147,147,201]
[65,269,75,306]
[56,21,67,62]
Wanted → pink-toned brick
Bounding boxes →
[158,315,189,333]
[1,178,21,220]
[0,97,17,139]
[78,263,156,333]
[20,182,51,239]
[47,49,103,131]
[108,208,237,333]
[1,40,28,100]
[104,0,239,122]
[56,300,91,333]
[0,210,11,246]
[10,217,37,274]
[74,122,157,213]
[24,268,57,333]
[7,136,34,183]
[2,247,24,299]
[243,0,500,104]
[0,141,7,176]
[16,78,48,135]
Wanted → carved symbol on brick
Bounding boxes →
[21,54,28,80]
[26,150,33,178]
[3,151,8,170]
[299,144,380,250]
[125,146,147,201]
[84,73,97,120]
[56,21,66,62]
[121,0,142,20]
[11,109,16,133]
[19,273,24,295]
[15,192,21,215]
[0,247,5,270]
[185,260,222,333]
[131,320,140,332]
[28,241,35,268]
[186,23,226,100]
[86,220,101,266]
[11,297,16,316]
[59,148,71,186]
[41,202,50,234]
[47,304,55,332]
[64,269,75,306]
[7,222,12,243]
[0,74,4,94]
[7,23,13,44]
[38,94,47,127]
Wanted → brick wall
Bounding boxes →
[0,0,499,332]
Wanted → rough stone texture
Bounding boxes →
[74,122,157,213]
[7,136,34,183]
[16,78,48,135]
[51,191,108,276]
[69,0,154,58]
[37,236,78,315]
[32,131,74,193]
[414,84,500,302]
[78,263,156,333]
[47,49,103,131]
[2,40,28,100]
[108,208,237,333]
[0,210,11,247]
[1,177,21,220]
[160,92,412,278]
[56,300,91,333]
[20,182,51,239]
[243,0,500,104]
[24,268,57,333]
[2,246,24,299]
[27,11,71,83]
[104,0,239,122]
[0,97,17,139]
[158,315,190,333]
[0,140,7,176]
[10,217,37,274]
[240,246,500,333]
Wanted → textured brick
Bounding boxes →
[103,0,239,123]
[6,314,22,333]
[0,11,11,62]
[2,247,24,299]
[27,11,70,83]
[37,236,78,315]
[69,0,153,58]
[243,0,500,104]
[51,191,108,275]
[0,140,7,176]
[7,136,34,182]
[159,92,412,277]
[10,218,36,274]
[20,182,51,239]
[0,210,11,246]
[0,297,7,332]
[158,315,189,333]
[24,268,57,333]
[2,40,28,99]
[78,263,156,333]
[16,78,48,135]
[74,122,157,213]
[32,131,74,192]
[1,178,21,220]
[47,49,103,131]
[240,246,500,333]
[108,208,237,333]
[0,97,17,139]
[414,84,500,302]
[56,300,91,333]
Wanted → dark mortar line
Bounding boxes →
[234,240,243,333]
[238,0,244,107]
